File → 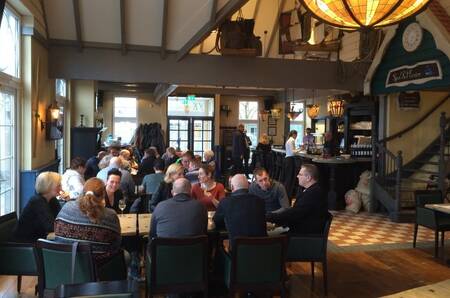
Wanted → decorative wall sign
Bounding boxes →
[268,126,277,136]
[268,115,277,127]
[397,91,421,110]
[385,60,442,88]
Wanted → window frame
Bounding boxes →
[0,4,21,80]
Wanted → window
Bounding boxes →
[114,97,137,144]
[55,79,67,174]
[0,6,20,78]
[167,96,214,117]
[239,101,258,148]
[0,89,15,215]
[289,102,305,148]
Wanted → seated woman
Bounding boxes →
[62,157,86,200]
[55,177,121,266]
[149,163,184,212]
[191,164,225,211]
[13,172,64,243]
[161,147,178,168]
[105,168,126,213]
[203,150,216,172]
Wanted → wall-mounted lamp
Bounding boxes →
[286,104,303,120]
[220,105,231,117]
[38,102,60,130]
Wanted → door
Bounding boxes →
[168,117,214,158]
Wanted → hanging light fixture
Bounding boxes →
[306,89,320,119]
[286,89,303,120]
[328,97,345,118]
[300,0,432,29]
[258,110,270,122]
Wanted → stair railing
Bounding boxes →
[374,141,403,211]
[439,112,450,196]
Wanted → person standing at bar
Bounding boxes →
[231,124,246,175]
[284,130,300,200]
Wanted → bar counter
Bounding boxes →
[270,148,371,210]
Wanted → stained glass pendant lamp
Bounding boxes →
[300,0,432,29]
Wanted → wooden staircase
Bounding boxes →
[372,110,450,222]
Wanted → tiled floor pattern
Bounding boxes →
[329,211,449,247]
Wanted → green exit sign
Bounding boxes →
[187,94,196,101]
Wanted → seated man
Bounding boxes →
[249,167,290,213]
[149,178,207,238]
[213,174,267,249]
[266,164,329,235]
[185,158,201,185]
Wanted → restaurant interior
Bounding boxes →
[1,0,450,297]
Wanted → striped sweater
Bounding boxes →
[54,200,122,265]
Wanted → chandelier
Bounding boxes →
[300,0,432,29]
[307,104,320,119]
[328,98,345,117]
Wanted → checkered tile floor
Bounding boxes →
[329,211,450,247]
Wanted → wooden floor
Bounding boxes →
[2,246,450,298]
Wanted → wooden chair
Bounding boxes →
[0,212,38,294]
[413,190,450,257]
[286,213,333,296]
[35,239,97,298]
[145,235,209,298]
[55,280,139,298]
[220,235,288,297]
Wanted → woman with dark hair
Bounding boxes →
[284,130,299,199]
[191,164,225,211]
[13,172,65,243]
[55,177,121,266]
[104,168,126,213]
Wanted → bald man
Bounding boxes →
[213,174,267,249]
[149,178,207,239]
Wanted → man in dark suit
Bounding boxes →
[231,124,247,174]
[266,164,329,235]
[213,174,267,249]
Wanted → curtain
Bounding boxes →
[0,0,5,27]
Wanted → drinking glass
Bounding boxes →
[118,199,126,215]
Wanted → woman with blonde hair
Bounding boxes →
[55,178,121,266]
[149,163,184,212]
[13,171,66,243]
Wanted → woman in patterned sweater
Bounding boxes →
[55,177,121,266]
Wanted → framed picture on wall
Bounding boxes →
[268,126,277,136]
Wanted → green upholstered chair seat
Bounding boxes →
[146,236,209,297]
[55,280,138,298]
[413,190,450,258]
[224,236,288,297]
[36,239,96,297]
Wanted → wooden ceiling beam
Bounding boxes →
[265,0,287,58]
[39,0,49,40]
[120,0,127,55]
[153,83,178,103]
[160,0,168,59]
[176,0,250,62]
[72,0,83,51]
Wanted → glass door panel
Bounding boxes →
[168,119,189,151]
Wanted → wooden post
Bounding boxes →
[370,140,377,212]
[439,112,446,195]
[395,151,403,212]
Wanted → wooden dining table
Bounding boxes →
[424,203,450,214]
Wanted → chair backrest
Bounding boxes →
[35,239,96,292]
[0,242,38,275]
[55,280,139,298]
[415,190,443,207]
[231,235,287,289]
[147,235,208,294]
[287,213,333,261]
[0,212,17,242]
